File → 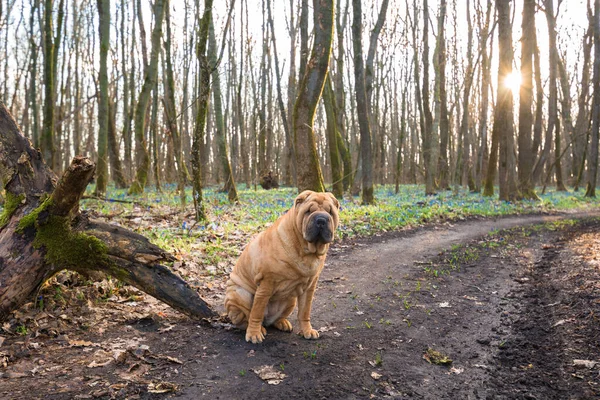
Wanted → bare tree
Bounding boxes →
[493,0,521,201]
[351,0,374,203]
[586,0,600,197]
[293,0,334,193]
[517,0,539,199]
[94,0,109,196]
[129,0,166,195]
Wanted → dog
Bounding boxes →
[224,190,340,343]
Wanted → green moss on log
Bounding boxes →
[33,215,109,268]
[17,196,52,232]
[17,199,110,269]
[0,192,25,228]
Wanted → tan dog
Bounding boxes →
[224,190,340,343]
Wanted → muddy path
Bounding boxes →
[2,211,600,399]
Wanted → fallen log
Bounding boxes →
[0,101,216,321]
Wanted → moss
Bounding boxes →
[0,192,25,228]
[32,215,109,268]
[17,196,52,232]
[17,198,111,269]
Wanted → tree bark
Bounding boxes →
[208,19,238,203]
[163,1,189,207]
[0,102,215,322]
[293,0,333,193]
[494,0,521,201]
[517,0,539,199]
[323,76,344,198]
[436,0,450,190]
[422,0,436,195]
[191,0,213,220]
[351,0,374,204]
[129,0,165,195]
[543,0,567,191]
[41,0,56,170]
[95,0,109,196]
[573,9,593,191]
[586,0,600,197]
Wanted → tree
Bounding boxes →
[517,0,539,199]
[543,0,567,191]
[436,0,450,190]
[41,0,62,171]
[459,0,476,191]
[208,17,238,203]
[293,0,333,193]
[351,0,374,203]
[191,0,213,220]
[323,76,344,198]
[493,0,521,201]
[0,103,215,322]
[422,0,436,195]
[586,0,600,197]
[573,8,594,191]
[163,0,189,207]
[94,0,110,197]
[129,0,166,195]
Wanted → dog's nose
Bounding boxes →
[315,215,328,227]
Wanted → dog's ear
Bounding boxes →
[295,190,313,206]
[326,192,340,209]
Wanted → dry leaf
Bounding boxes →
[147,381,178,394]
[87,359,112,368]
[69,340,99,348]
[449,366,464,374]
[573,360,598,369]
[252,365,287,385]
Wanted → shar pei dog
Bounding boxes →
[224,190,340,343]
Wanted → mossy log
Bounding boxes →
[0,102,216,322]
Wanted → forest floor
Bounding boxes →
[1,209,600,399]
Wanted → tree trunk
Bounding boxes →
[191,0,213,220]
[95,0,109,196]
[586,0,600,197]
[543,0,567,191]
[436,0,450,190]
[267,0,295,188]
[0,103,215,323]
[460,0,476,192]
[293,0,333,193]
[108,99,128,188]
[129,0,165,195]
[573,11,593,191]
[163,1,189,207]
[208,18,238,203]
[422,0,436,195]
[494,0,521,201]
[476,0,492,193]
[323,76,344,198]
[352,0,374,203]
[41,0,56,171]
[517,0,539,199]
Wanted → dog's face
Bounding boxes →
[293,191,340,253]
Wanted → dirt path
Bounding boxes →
[2,211,600,399]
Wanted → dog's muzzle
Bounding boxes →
[304,212,334,244]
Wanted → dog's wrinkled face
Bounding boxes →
[294,190,340,254]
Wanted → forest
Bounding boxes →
[0,0,599,398]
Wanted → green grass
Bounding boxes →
[3,183,598,277]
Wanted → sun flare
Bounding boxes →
[504,71,522,95]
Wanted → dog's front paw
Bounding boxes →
[274,318,293,332]
[245,326,267,343]
[298,328,320,340]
